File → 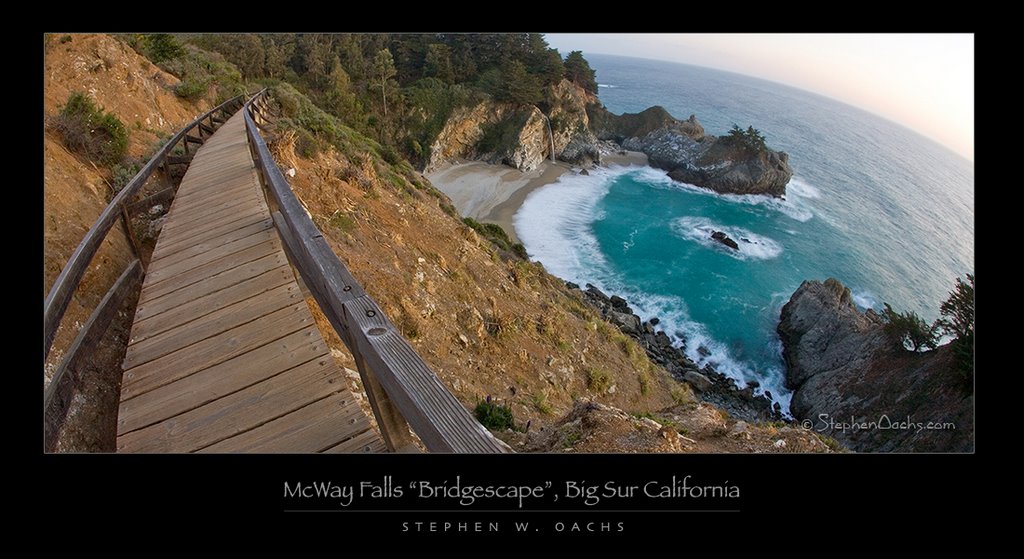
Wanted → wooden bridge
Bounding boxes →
[43,91,508,453]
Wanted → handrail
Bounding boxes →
[43,94,244,363]
[242,90,509,453]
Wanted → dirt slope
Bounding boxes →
[43,33,208,385]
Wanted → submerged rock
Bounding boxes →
[711,230,739,250]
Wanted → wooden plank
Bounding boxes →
[154,206,267,250]
[151,215,271,261]
[142,229,276,286]
[118,327,327,433]
[132,266,293,340]
[138,239,280,302]
[167,175,260,206]
[159,190,264,224]
[126,281,300,365]
[118,352,343,452]
[121,301,314,400]
[157,193,265,229]
[134,254,287,320]
[149,219,273,268]
[44,260,141,451]
[323,428,387,454]
[184,134,203,145]
[159,189,262,220]
[198,391,372,453]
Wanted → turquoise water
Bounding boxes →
[514,54,975,412]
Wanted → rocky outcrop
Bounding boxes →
[778,279,974,452]
[425,79,600,173]
[589,104,792,197]
[573,282,783,423]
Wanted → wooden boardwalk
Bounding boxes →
[116,113,385,453]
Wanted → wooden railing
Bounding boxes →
[243,90,509,453]
[42,95,246,450]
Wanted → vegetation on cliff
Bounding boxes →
[185,33,588,167]
[882,273,975,385]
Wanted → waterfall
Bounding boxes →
[543,114,556,163]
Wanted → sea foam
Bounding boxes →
[671,216,783,261]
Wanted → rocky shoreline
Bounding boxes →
[566,281,785,423]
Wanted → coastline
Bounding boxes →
[426,150,648,243]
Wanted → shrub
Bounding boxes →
[474,399,514,430]
[587,367,612,393]
[174,78,209,101]
[143,34,185,64]
[52,92,129,166]
[882,303,938,352]
[531,392,553,415]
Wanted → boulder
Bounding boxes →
[606,310,641,335]
[711,230,740,250]
[683,370,714,393]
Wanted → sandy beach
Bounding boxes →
[426,151,648,243]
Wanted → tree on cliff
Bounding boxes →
[494,60,543,105]
[724,124,768,154]
[564,51,597,94]
[938,273,974,382]
[882,304,939,352]
[373,48,397,118]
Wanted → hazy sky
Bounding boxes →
[545,34,974,161]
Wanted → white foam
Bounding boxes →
[638,167,817,222]
[787,176,822,199]
[851,288,879,311]
[598,83,618,88]
[671,216,783,261]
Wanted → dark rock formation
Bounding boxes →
[588,104,792,197]
[711,230,739,250]
[568,283,782,423]
[778,278,974,452]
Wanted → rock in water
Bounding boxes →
[711,230,740,250]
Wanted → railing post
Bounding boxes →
[119,203,145,273]
[348,336,419,452]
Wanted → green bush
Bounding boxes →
[474,399,514,431]
[52,92,129,166]
[143,34,185,64]
[174,78,208,101]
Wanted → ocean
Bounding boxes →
[514,54,975,412]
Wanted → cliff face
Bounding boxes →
[589,105,792,197]
[425,79,600,172]
[778,279,974,452]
